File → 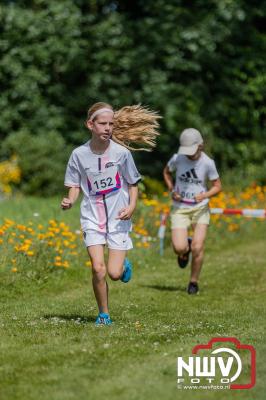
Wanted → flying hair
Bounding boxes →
[112,104,161,152]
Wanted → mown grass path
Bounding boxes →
[0,197,265,400]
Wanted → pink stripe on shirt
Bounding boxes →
[95,152,109,231]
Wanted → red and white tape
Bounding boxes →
[158,208,265,238]
[210,208,266,218]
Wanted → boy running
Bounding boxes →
[163,128,222,294]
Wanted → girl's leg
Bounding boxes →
[107,249,127,280]
[171,228,189,256]
[190,224,208,282]
[87,245,109,314]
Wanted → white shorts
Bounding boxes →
[83,229,133,251]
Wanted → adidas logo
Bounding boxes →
[181,168,198,179]
[179,169,202,184]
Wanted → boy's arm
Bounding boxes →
[163,165,182,201]
[195,178,222,203]
[116,183,138,220]
[61,186,80,209]
[163,165,174,191]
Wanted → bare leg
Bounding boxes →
[190,224,208,283]
[87,245,108,314]
[107,249,127,280]
[171,228,190,256]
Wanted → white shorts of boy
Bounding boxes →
[83,229,133,250]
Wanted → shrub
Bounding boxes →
[1,131,70,196]
[0,156,21,197]
[141,176,166,197]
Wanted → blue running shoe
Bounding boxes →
[95,312,112,326]
[120,258,132,283]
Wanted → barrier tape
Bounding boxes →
[210,208,266,218]
[157,208,265,254]
[158,213,168,255]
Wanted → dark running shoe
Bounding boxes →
[177,237,192,269]
[187,281,199,295]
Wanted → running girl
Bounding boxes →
[61,102,160,325]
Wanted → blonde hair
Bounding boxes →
[86,103,161,151]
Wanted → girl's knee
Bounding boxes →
[92,262,106,280]
[108,270,122,281]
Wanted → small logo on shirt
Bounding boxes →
[105,162,114,168]
[179,169,202,184]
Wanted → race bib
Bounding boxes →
[87,166,121,195]
[180,186,197,204]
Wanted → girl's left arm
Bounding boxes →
[128,183,138,212]
[116,183,138,220]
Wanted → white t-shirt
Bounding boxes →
[167,152,219,209]
[64,140,141,233]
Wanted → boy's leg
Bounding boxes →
[171,228,190,256]
[87,245,109,314]
[107,249,127,281]
[190,224,208,283]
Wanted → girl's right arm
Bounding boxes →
[61,187,80,210]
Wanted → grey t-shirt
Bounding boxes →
[167,152,219,208]
[64,140,141,233]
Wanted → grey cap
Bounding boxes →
[178,128,203,155]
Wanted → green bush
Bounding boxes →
[142,176,165,196]
[1,131,70,196]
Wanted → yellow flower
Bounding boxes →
[55,261,62,267]
[49,219,57,226]
[11,267,18,273]
[62,261,69,268]
[17,225,26,231]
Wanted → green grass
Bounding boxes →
[0,196,265,400]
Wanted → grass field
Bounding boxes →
[0,196,265,400]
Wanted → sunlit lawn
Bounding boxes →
[0,196,265,400]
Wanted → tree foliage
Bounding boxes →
[1,0,265,193]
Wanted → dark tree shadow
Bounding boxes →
[139,284,185,292]
[43,314,95,323]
